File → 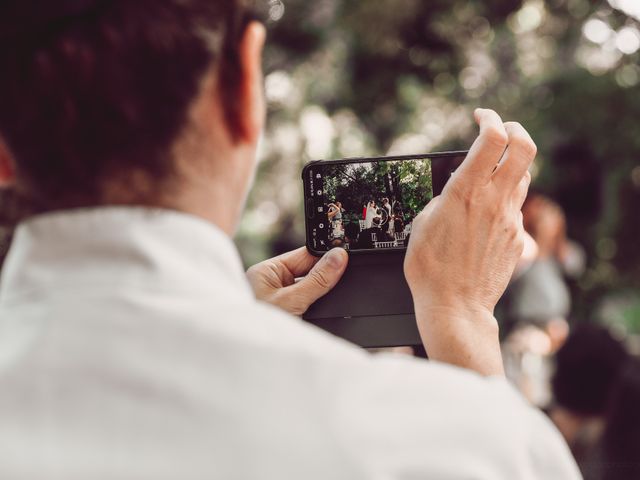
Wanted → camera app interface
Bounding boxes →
[308,158,433,252]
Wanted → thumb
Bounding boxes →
[286,247,348,312]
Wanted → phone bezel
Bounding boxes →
[302,150,468,257]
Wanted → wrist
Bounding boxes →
[415,302,498,331]
[414,304,504,377]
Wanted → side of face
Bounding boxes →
[231,21,267,196]
[217,21,266,228]
[176,20,267,233]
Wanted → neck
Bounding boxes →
[97,160,249,237]
[165,176,244,236]
[168,144,257,236]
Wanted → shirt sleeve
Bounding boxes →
[326,352,582,480]
[243,302,581,479]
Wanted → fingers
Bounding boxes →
[512,170,531,210]
[521,230,539,263]
[284,247,348,312]
[454,109,508,186]
[272,246,320,278]
[412,195,441,227]
[492,121,537,191]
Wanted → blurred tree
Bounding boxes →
[239,0,640,329]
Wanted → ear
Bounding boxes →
[236,21,266,144]
[0,136,16,187]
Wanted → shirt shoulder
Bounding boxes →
[321,351,581,479]
[190,300,581,479]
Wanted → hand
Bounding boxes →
[513,231,539,278]
[404,108,536,376]
[246,247,348,316]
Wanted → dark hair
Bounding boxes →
[551,324,629,416]
[0,0,256,209]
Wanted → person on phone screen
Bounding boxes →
[357,216,391,249]
[382,197,392,234]
[0,1,579,479]
[364,199,377,229]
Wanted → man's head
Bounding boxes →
[552,324,629,417]
[0,0,266,233]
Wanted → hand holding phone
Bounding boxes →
[247,247,348,316]
[404,109,536,376]
[302,151,467,347]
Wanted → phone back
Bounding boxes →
[303,251,420,347]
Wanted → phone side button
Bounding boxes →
[306,199,315,219]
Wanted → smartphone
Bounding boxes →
[302,151,468,256]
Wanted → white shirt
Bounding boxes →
[0,208,581,480]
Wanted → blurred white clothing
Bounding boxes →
[365,204,376,228]
[0,208,581,480]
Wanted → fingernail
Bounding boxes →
[325,248,345,269]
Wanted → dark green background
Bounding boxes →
[237,0,640,331]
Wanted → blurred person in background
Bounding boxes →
[548,324,630,477]
[508,193,586,347]
[592,358,640,480]
[0,1,580,479]
[501,193,586,405]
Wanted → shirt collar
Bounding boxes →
[0,207,253,301]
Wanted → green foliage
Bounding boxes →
[240,0,640,327]
[322,159,432,221]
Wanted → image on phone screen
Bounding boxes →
[305,156,440,253]
[304,152,466,254]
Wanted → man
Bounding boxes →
[549,324,630,474]
[381,197,392,234]
[357,216,392,249]
[0,1,580,479]
[327,200,344,240]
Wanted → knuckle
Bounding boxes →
[245,264,260,281]
[274,292,304,316]
[511,215,524,236]
[510,222,520,239]
[463,190,481,213]
[497,210,519,236]
[515,229,526,253]
[483,126,508,149]
[523,140,538,159]
[511,135,537,159]
[516,173,531,195]
[310,268,332,289]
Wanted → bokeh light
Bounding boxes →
[239,0,640,327]
[615,26,640,54]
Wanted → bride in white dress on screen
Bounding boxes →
[364,200,377,229]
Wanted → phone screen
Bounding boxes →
[304,152,466,253]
